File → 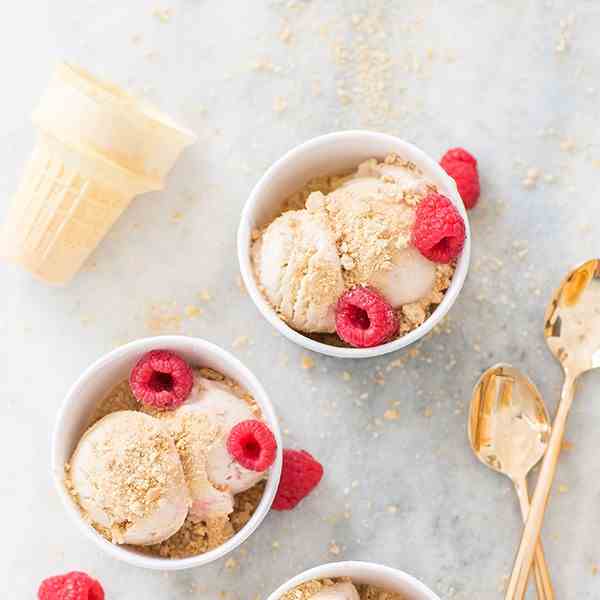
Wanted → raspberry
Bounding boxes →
[227,420,277,471]
[441,147,477,167]
[440,147,480,209]
[38,572,104,600]
[272,449,324,510]
[412,193,466,263]
[129,349,193,410]
[335,286,398,348]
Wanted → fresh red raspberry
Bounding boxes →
[441,147,477,167]
[272,449,324,510]
[335,286,398,348]
[38,572,104,600]
[129,349,193,410]
[440,147,480,209]
[227,419,277,471]
[412,193,466,263]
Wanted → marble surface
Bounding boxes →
[1,1,600,598]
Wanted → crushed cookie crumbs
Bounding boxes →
[280,579,406,600]
[66,369,266,559]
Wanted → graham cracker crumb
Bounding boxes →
[67,368,266,559]
[281,579,406,600]
[185,305,203,319]
[383,409,400,421]
[273,96,288,112]
[301,355,315,370]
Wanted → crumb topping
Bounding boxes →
[252,154,456,345]
[280,579,406,600]
[66,368,266,558]
[66,411,187,544]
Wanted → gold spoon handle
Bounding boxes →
[513,477,554,600]
[505,374,576,600]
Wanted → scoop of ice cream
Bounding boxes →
[307,168,416,284]
[307,158,433,307]
[310,583,361,600]
[252,209,344,333]
[369,246,436,307]
[69,411,190,546]
[172,376,268,520]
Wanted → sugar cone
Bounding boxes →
[1,63,196,284]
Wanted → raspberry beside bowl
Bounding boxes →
[237,130,471,359]
[51,336,282,571]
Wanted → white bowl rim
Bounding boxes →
[237,129,471,359]
[265,561,441,600]
[51,335,283,571]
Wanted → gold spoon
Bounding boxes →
[469,364,554,600]
[505,259,600,599]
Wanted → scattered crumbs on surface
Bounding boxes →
[328,541,341,555]
[383,408,400,421]
[272,540,280,549]
[301,355,315,370]
[184,305,202,319]
[170,211,184,223]
[559,138,576,152]
[386,505,398,514]
[423,406,433,418]
[232,335,250,349]
[145,302,182,333]
[342,371,352,381]
[273,96,288,112]
[312,80,322,97]
[556,15,574,54]
[522,167,541,189]
[592,565,599,576]
[279,24,293,44]
[198,290,213,301]
[80,315,93,326]
[562,439,574,450]
[251,58,282,73]
[225,558,237,570]
[558,484,569,493]
[152,7,173,23]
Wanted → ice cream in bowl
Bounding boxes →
[238,131,471,359]
[267,561,440,600]
[52,336,282,570]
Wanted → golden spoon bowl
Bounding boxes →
[506,259,600,599]
[469,364,553,599]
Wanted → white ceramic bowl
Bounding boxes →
[52,336,283,571]
[267,561,440,600]
[238,130,471,359]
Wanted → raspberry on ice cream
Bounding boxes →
[335,286,398,348]
[272,449,324,510]
[38,571,104,600]
[412,193,466,264]
[130,349,193,410]
[440,147,480,209]
[227,420,277,471]
[169,376,272,521]
[252,155,462,347]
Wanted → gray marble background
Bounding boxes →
[1,1,599,598]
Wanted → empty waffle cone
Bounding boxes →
[0,63,196,284]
